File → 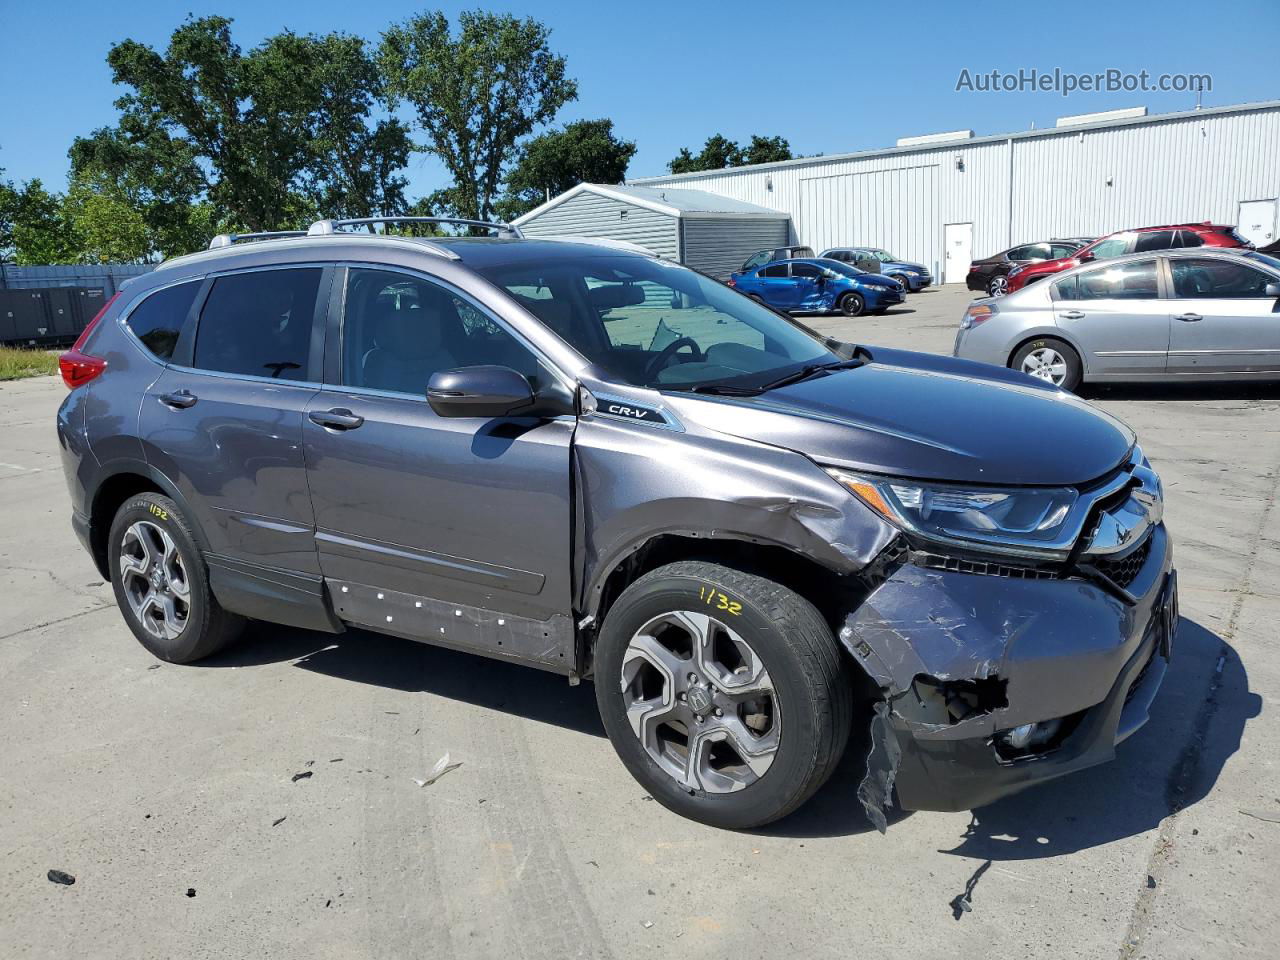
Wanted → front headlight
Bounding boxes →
[827,469,1079,558]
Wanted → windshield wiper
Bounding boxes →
[759,358,864,391]
[686,383,764,396]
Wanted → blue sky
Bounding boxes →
[1,0,1276,197]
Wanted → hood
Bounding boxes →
[664,350,1135,486]
[1018,256,1077,277]
[854,273,900,287]
[883,260,926,272]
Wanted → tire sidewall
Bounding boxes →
[839,292,865,316]
[108,493,214,662]
[594,571,827,828]
[1012,337,1082,391]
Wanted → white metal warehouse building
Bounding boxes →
[513,183,791,278]
[619,99,1280,285]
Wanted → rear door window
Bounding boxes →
[1174,230,1204,248]
[124,280,201,360]
[193,268,322,380]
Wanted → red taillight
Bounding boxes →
[59,292,119,389]
[726,278,736,287]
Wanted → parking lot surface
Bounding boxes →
[2,284,1276,959]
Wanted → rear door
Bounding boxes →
[141,265,329,574]
[1167,256,1280,374]
[1052,259,1169,376]
[302,265,576,665]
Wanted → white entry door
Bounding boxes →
[943,222,973,284]
[1237,199,1277,248]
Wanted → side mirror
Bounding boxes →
[1266,282,1280,297]
[1077,252,1095,262]
[427,365,534,418]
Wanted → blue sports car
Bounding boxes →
[819,247,932,292]
[728,258,905,316]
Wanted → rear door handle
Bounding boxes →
[1060,310,1085,319]
[309,408,364,430]
[1175,312,1203,322]
[158,390,198,409]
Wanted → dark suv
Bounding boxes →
[57,217,1176,830]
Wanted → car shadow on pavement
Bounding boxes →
[1080,380,1280,402]
[200,622,607,738]
[761,617,1258,845]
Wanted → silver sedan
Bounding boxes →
[953,248,1280,390]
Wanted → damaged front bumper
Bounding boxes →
[843,523,1175,820]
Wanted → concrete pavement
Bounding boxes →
[1,287,1276,959]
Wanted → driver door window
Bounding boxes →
[1088,234,1134,260]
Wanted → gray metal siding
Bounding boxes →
[634,102,1280,280]
[680,217,789,278]
[0,262,156,297]
[517,192,679,260]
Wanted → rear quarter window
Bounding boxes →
[124,281,201,360]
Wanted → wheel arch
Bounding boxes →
[87,461,207,581]
[1007,329,1089,377]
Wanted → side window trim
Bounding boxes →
[174,262,332,385]
[328,261,575,397]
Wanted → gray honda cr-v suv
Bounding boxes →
[57,217,1177,830]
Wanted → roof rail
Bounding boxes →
[208,230,307,250]
[307,216,523,239]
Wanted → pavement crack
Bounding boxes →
[0,603,115,643]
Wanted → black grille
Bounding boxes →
[910,551,1061,581]
[1094,536,1152,589]
[1125,648,1157,704]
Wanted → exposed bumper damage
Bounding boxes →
[844,525,1176,830]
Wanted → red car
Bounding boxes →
[1004,222,1250,292]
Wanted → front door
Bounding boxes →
[1237,199,1277,249]
[1167,256,1280,374]
[944,223,972,284]
[302,266,576,665]
[1052,259,1169,376]
[789,262,829,311]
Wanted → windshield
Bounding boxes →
[473,254,842,391]
[869,249,897,261]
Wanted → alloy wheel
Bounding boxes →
[1021,347,1068,385]
[620,610,779,794]
[988,275,1008,296]
[119,520,190,640]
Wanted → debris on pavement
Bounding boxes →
[186,888,196,898]
[641,921,653,929]
[47,870,75,886]
[949,859,991,920]
[1147,874,1157,888]
[413,752,462,787]
[291,771,313,782]
[272,816,287,827]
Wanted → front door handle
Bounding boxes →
[309,408,365,430]
[1060,310,1085,319]
[158,390,198,409]
[1175,312,1203,322]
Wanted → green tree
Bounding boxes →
[379,10,577,221]
[82,16,410,239]
[500,118,636,218]
[742,134,792,165]
[62,173,152,263]
[668,133,792,173]
[0,168,19,261]
[10,180,84,265]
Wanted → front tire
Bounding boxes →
[594,561,852,829]
[1011,337,1082,391]
[108,493,245,663]
[838,292,865,317]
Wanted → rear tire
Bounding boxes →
[1011,337,1082,391]
[594,561,853,829]
[838,292,865,317]
[108,493,245,663]
[987,275,1009,297]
